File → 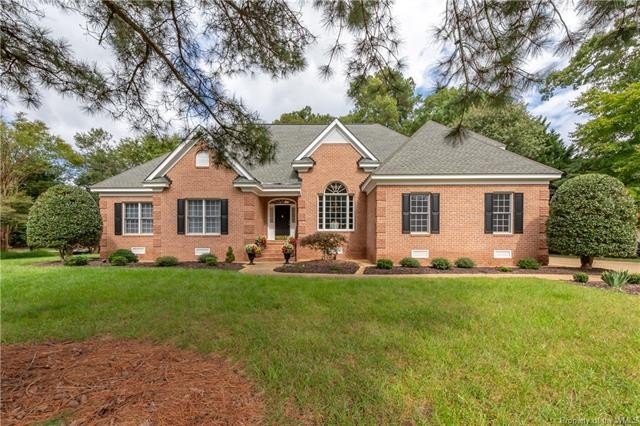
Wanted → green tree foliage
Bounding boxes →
[0,193,32,250]
[27,185,102,259]
[274,106,334,124]
[342,68,418,132]
[543,20,640,201]
[412,88,571,169]
[0,115,81,249]
[547,174,637,269]
[74,130,180,187]
[2,1,400,165]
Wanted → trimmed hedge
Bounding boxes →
[64,255,89,266]
[573,272,589,283]
[155,256,178,267]
[431,257,452,270]
[454,257,475,268]
[110,255,128,266]
[108,249,138,264]
[376,259,393,269]
[198,253,215,263]
[205,255,218,266]
[399,257,420,268]
[517,258,541,270]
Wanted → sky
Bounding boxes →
[2,1,587,145]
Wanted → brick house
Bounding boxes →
[91,119,561,265]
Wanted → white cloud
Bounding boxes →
[3,2,584,146]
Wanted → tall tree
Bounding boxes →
[542,19,640,201]
[342,68,418,132]
[274,106,334,124]
[74,129,180,187]
[1,0,400,165]
[0,114,80,250]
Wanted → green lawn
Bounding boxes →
[2,259,639,424]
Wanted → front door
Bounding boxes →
[274,205,291,238]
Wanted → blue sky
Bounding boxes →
[2,1,587,145]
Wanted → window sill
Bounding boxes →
[317,229,355,233]
[410,232,431,236]
[186,233,222,237]
[123,233,154,236]
[492,232,514,237]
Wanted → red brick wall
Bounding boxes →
[372,184,550,266]
[296,143,369,260]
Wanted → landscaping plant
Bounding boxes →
[454,257,475,268]
[628,273,640,285]
[496,266,512,272]
[225,246,235,263]
[63,255,89,266]
[245,243,260,264]
[517,258,541,270]
[299,232,346,260]
[108,249,138,264]
[376,259,393,269]
[281,242,294,263]
[155,256,178,267]
[431,257,452,270]
[198,253,215,263]
[547,174,637,269]
[255,235,267,249]
[601,270,630,288]
[573,272,589,283]
[26,185,102,260]
[205,255,218,266]
[399,257,420,268]
[110,255,128,266]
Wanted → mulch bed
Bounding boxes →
[363,266,608,275]
[566,280,640,296]
[38,260,245,271]
[274,260,360,274]
[1,337,264,425]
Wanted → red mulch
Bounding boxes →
[363,266,608,275]
[1,337,264,425]
[274,260,359,274]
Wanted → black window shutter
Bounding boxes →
[514,193,524,234]
[177,199,185,235]
[220,199,228,234]
[430,193,440,234]
[484,193,494,234]
[114,203,122,235]
[402,193,410,234]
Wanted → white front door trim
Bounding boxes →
[267,198,296,240]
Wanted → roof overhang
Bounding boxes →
[89,187,163,195]
[233,181,301,197]
[361,173,563,194]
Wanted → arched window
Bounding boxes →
[318,182,354,230]
[195,150,209,168]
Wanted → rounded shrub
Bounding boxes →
[300,232,346,260]
[399,257,420,268]
[155,256,178,267]
[547,174,637,269]
[496,266,512,272]
[27,185,102,259]
[225,246,235,263]
[108,249,138,264]
[198,253,215,263]
[573,272,589,283]
[454,257,475,268]
[628,273,640,285]
[431,257,452,270]
[110,255,128,266]
[376,259,393,269]
[64,255,89,266]
[517,258,541,270]
[205,255,218,266]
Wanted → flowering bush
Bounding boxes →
[282,242,295,254]
[245,243,260,255]
[287,236,297,245]
[300,232,346,260]
[254,235,267,248]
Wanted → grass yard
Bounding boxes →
[2,258,639,424]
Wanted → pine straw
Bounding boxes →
[1,337,264,425]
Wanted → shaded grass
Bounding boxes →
[0,249,57,259]
[2,258,639,424]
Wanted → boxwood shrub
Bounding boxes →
[431,257,452,270]
[198,253,215,263]
[454,257,475,268]
[399,257,420,268]
[496,266,512,272]
[110,255,128,266]
[64,255,89,266]
[376,258,393,269]
[155,256,178,267]
[517,258,541,270]
[108,249,138,264]
[573,272,589,283]
[205,255,218,266]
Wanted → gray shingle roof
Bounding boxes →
[91,154,169,188]
[91,121,560,190]
[374,121,561,175]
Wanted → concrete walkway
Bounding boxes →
[549,255,640,273]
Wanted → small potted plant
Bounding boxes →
[245,243,260,264]
[287,236,296,246]
[281,242,294,264]
[255,235,267,249]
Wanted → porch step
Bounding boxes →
[256,241,295,262]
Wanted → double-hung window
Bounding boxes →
[318,182,354,230]
[187,199,221,234]
[124,202,153,234]
[492,193,512,233]
[409,193,430,233]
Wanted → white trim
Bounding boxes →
[90,187,162,194]
[493,249,512,259]
[131,247,146,255]
[491,192,514,234]
[294,119,378,162]
[195,150,210,168]
[123,202,154,235]
[194,247,211,256]
[267,198,296,240]
[411,249,429,259]
[234,181,301,196]
[147,126,202,180]
[361,174,562,193]
[317,184,355,232]
[185,199,222,235]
